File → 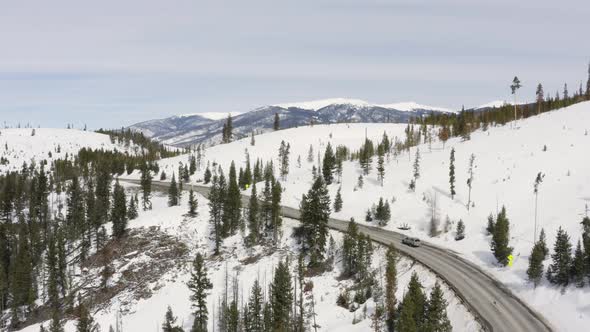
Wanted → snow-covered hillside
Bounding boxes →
[132,101,590,331]
[0,128,139,173]
[17,188,478,332]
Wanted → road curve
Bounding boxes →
[123,179,553,332]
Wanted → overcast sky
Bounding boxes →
[1,0,589,128]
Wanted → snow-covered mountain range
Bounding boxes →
[129,98,456,147]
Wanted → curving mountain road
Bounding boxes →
[124,179,553,332]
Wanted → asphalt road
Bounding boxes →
[124,178,553,332]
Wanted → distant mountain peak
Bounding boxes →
[273,98,455,113]
[178,112,242,120]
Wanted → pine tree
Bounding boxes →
[375,197,391,226]
[396,272,426,332]
[204,166,212,184]
[189,253,213,332]
[466,154,475,210]
[188,188,198,217]
[270,179,282,242]
[111,180,127,238]
[140,162,152,210]
[168,174,179,206]
[486,213,495,235]
[582,216,590,281]
[455,219,465,241]
[538,228,549,259]
[127,194,138,220]
[66,176,85,239]
[223,161,241,236]
[76,295,98,332]
[278,141,290,180]
[377,146,385,186]
[449,148,456,199]
[536,83,544,115]
[322,142,336,185]
[490,207,512,265]
[307,144,314,163]
[300,176,331,267]
[208,173,225,254]
[273,113,280,131]
[222,114,233,143]
[189,155,197,175]
[547,226,572,286]
[342,219,358,277]
[246,279,263,332]
[247,183,260,245]
[412,148,421,188]
[424,282,452,332]
[570,240,585,287]
[271,260,292,330]
[163,306,184,332]
[333,186,343,213]
[385,245,397,332]
[510,76,521,122]
[526,242,544,288]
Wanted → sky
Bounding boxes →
[1,0,589,129]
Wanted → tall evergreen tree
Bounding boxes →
[246,279,263,332]
[466,154,475,210]
[203,166,212,184]
[188,188,198,217]
[273,113,280,131]
[300,176,331,267]
[140,161,152,210]
[385,245,398,332]
[490,207,512,266]
[247,183,260,245]
[570,240,585,287]
[538,228,549,259]
[111,180,127,238]
[333,186,343,213]
[223,162,242,236]
[526,242,544,288]
[163,306,184,332]
[76,295,98,332]
[189,253,213,332]
[210,170,226,254]
[424,282,452,332]
[377,145,385,186]
[449,148,456,199]
[278,141,290,180]
[127,194,138,220]
[547,226,572,286]
[536,83,544,115]
[271,260,292,331]
[510,76,521,122]
[412,148,421,188]
[322,142,336,185]
[374,197,391,226]
[168,174,179,207]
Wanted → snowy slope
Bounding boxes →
[17,189,478,332]
[133,101,590,331]
[0,128,139,173]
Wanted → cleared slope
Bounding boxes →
[0,128,139,173]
